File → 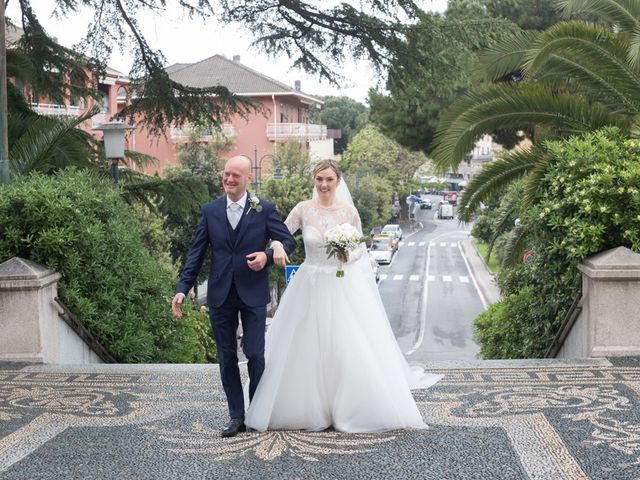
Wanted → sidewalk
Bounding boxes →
[1,358,639,479]
[460,238,502,306]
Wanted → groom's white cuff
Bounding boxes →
[175,293,186,299]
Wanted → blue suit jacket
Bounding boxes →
[176,194,296,308]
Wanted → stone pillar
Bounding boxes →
[577,246,640,357]
[0,257,62,362]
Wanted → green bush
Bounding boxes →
[470,214,494,244]
[0,169,214,363]
[475,127,640,358]
[475,286,562,359]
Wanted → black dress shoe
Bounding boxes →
[221,418,246,438]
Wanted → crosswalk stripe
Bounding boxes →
[409,275,420,281]
[408,242,415,246]
[460,276,470,283]
[450,242,458,247]
[398,241,405,247]
[419,242,425,246]
[380,274,388,280]
[393,274,403,280]
[443,275,452,282]
[440,242,447,247]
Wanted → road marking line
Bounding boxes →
[393,274,403,280]
[450,242,458,247]
[440,242,446,247]
[407,229,471,356]
[458,242,488,309]
[419,242,425,246]
[460,276,470,283]
[410,275,420,281]
[379,274,388,280]
[398,241,405,247]
[443,275,452,282]
[408,242,415,246]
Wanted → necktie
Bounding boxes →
[228,202,242,230]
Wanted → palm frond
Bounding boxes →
[557,0,640,34]
[628,26,640,68]
[478,30,539,82]
[458,147,543,220]
[523,150,553,204]
[499,223,529,267]
[431,83,627,171]
[486,200,518,261]
[9,106,100,175]
[524,21,640,110]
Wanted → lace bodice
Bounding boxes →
[285,200,366,266]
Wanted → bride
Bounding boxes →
[245,159,442,433]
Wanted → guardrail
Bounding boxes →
[266,123,327,140]
[30,103,82,116]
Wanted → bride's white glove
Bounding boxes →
[271,240,289,267]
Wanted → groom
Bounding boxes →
[172,155,295,437]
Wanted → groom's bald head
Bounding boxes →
[223,155,253,201]
[226,155,252,174]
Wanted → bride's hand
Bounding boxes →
[272,241,289,267]
[336,251,348,263]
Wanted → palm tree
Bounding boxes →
[431,0,640,221]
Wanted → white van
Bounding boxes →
[438,203,454,220]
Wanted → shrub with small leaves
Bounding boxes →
[476,127,640,358]
[0,169,213,363]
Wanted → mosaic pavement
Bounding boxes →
[0,360,639,479]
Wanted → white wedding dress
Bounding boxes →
[245,200,442,433]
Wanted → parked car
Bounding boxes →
[369,236,395,264]
[420,198,432,209]
[369,254,381,283]
[381,224,403,242]
[377,232,398,251]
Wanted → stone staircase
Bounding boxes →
[0,358,638,480]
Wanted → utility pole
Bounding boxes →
[0,1,10,184]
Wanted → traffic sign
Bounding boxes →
[285,265,300,284]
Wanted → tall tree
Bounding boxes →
[7,1,424,135]
[369,10,519,153]
[342,124,427,222]
[309,96,368,154]
[431,0,640,219]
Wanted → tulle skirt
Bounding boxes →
[245,258,442,433]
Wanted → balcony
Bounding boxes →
[171,124,236,142]
[266,123,327,141]
[30,103,82,116]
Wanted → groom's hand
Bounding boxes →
[246,252,267,271]
[171,293,185,318]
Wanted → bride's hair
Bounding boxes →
[312,159,341,179]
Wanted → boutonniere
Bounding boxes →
[248,193,263,213]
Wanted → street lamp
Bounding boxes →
[249,145,282,190]
[93,121,135,183]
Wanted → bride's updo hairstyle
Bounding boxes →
[312,159,342,180]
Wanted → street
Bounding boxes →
[378,194,483,361]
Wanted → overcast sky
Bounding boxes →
[6,0,447,103]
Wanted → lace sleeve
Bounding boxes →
[270,202,302,250]
[284,202,303,235]
[347,206,366,263]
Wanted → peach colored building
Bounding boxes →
[8,24,130,144]
[129,54,326,178]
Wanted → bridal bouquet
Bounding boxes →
[324,223,364,277]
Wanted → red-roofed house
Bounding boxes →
[129,54,327,177]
